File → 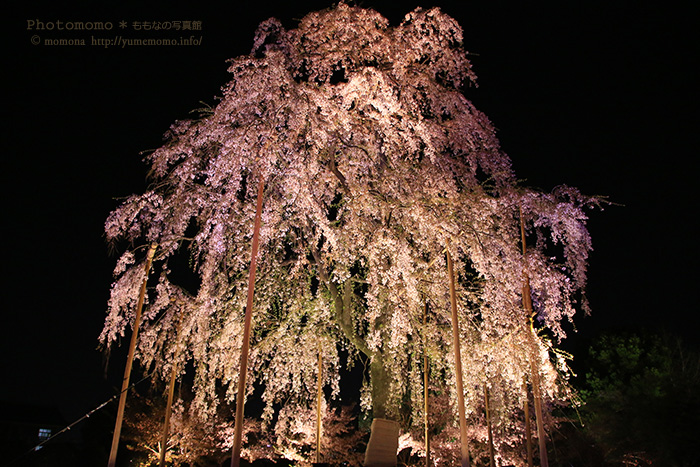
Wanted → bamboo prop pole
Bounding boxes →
[231,177,265,467]
[523,382,534,467]
[423,302,431,467]
[315,339,323,464]
[484,386,495,467]
[519,206,549,467]
[159,316,184,467]
[159,359,178,467]
[108,243,158,467]
[446,240,470,467]
[529,351,548,467]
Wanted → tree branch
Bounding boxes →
[328,148,348,192]
[310,245,370,356]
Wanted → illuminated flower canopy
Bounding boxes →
[101,4,597,463]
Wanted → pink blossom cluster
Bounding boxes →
[101,4,598,463]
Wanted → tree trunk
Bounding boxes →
[313,249,400,465]
[363,353,400,466]
[364,418,400,467]
[370,356,390,419]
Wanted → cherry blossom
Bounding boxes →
[101,3,598,463]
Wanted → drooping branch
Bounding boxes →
[328,147,348,192]
[310,244,370,357]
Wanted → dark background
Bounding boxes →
[3,0,697,442]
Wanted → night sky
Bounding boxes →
[3,0,697,431]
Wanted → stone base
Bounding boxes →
[364,418,399,467]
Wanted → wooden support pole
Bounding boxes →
[484,386,495,467]
[529,338,549,467]
[315,339,323,464]
[108,243,157,467]
[159,360,178,467]
[446,241,470,467]
[523,382,534,467]
[231,177,265,467]
[423,302,430,467]
[519,206,548,467]
[159,314,184,467]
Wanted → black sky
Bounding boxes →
[3,0,698,427]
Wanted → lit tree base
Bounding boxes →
[364,418,400,467]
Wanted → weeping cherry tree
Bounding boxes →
[100,4,598,465]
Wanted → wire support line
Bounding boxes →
[7,369,156,466]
